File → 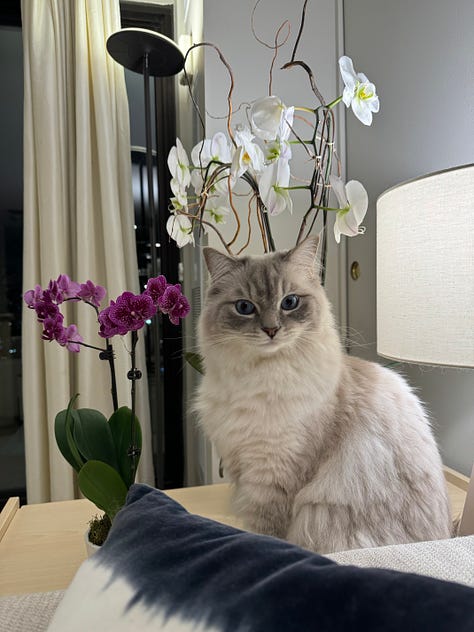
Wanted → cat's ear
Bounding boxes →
[203,247,239,281]
[284,235,320,279]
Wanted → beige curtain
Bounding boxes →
[21,0,154,503]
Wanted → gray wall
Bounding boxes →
[343,0,474,475]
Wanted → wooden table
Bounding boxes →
[0,484,242,596]
[0,471,468,597]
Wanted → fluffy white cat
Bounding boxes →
[195,236,452,553]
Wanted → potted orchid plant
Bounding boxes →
[166,3,379,284]
[24,274,190,545]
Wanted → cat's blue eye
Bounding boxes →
[281,294,299,311]
[235,299,256,315]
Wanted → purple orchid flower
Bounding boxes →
[57,274,81,300]
[34,298,60,322]
[26,273,190,364]
[45,279,63,303]
[101,292,157,336]
[77,280,106,308]
[97,302,124,338]
[41,313,65,341]
[158,284,190,325]
[24,285,43,308]
[144,275,168,306]
[58,324,83,353]
[47,275,81,303]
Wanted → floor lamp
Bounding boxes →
[377,163,474,535]
[106,28,185,487]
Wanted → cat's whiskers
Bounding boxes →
[339,326,375,350]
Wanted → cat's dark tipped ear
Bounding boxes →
[285,235,320,278]
[203,247,239,281]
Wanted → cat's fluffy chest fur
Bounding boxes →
[195,237,452,553]
[198,328,341,489]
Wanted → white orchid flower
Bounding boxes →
[191,132,232,196]
[170,177,188,207]
[170,197,187,213]
[167,138,191,188]
[250,96,287,142]
[191,132,232,168]
[329,175,368,243]
[230,146,247,182]
[231,127,265,182]
[265,105,294,163]
[190,168,204,194]
[338,56,379,126]
[166,213,194,248]
[258,158,293,216]
[204,195,230,225]
[279,106,294,141]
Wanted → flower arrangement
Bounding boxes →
[24,274,190,544]
[166,1,379,283]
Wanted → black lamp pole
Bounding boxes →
[142,52,158,279]
[107,28,184,282]
[106,28,184,487]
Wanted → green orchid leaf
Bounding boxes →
[108,406,142,488]
[65,408,86,467]
[185,351,205,375]
[78,460,128,521]
[73,408,119,471]
[54,395,84,472]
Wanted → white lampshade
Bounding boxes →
[377,163,474,368]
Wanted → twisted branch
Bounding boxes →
[184,42,236,146]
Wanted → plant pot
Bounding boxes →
[84,529,101,557]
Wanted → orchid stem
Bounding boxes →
[321,95,343,110]
[283,185,311,192]
[106,341,118,412]
[127,331,141,483]
[74,340,106,353]
[311,204,342,212]
[294,105,316,114]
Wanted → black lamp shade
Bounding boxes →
[107,27,184,77]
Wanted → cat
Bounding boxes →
[195,235,452,554]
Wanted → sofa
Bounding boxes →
[1,484,472,632]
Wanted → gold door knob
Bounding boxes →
[350,261,361,280]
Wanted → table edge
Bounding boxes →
[0,498,20,542]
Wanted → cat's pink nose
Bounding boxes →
[262,326,280,339]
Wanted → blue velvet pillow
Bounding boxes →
[48,484,474,631]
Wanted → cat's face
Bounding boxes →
[199,237,328,355]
